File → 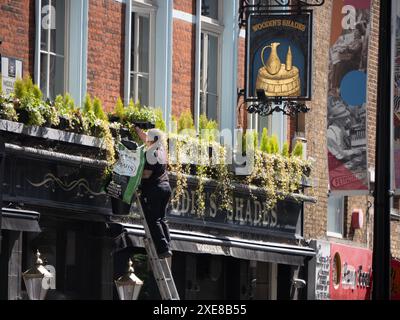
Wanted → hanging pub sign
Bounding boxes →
[245,11,313,101]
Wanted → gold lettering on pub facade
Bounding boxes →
[252,19,305,32]
[256,42,301,97]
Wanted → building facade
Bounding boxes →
[1,0,400,300]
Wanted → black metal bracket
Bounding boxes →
[246,99,310,117]
[237,88,310,116]
[239,0,324,28]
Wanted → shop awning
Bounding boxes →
[112,223,315,266]
[1,208,41,232]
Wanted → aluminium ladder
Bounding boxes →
[134,193,180,300]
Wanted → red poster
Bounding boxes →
[329,243,372,300]
[326,0,371,193]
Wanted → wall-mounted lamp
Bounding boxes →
[115,259,143,300]
[22,250,53,300]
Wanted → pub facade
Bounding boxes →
[0,118,315,299]
[1,0,400,300]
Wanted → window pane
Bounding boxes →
[138,15,150,73]
[206,93,218,121]
[200,33,204,86]
[327,196,344,234]
[200,92,205,115]
[49,55,64,100]
[258,115,271,136]
[130,74,136,101]
[202,0,219,20]
[200,32,219,122]
[40,53,48,96]
[207,34,218,95]
[40,0,50,51]
[138,76,149,106]
[131,13,135,72]
[50,0,65,55]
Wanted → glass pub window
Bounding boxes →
[40,0,65,99]
[201,0,220,20]
[130,12,150,106]
[200,31,219,122]
[327,195,344,236]
[199,0,221,123]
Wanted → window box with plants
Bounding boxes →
[0,77,314,224]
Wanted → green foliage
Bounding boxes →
[114,97,125,121]
[41,102,60,126]
[93,96,107,121]
[199,114,218,142]
[269,134,279,154]
[0,93,18,121]
[14,76,42,100]
[241,131,247,154]
[292,140,304,158]
[13,76,46,126]
[154,108,166,131]
[178,110,195,132]
[54,93,75,118]
[260,128,270,153]
[252,131,259,150]
[83,95,93,114]
[281,141,290,157]
[242,130,258,154]
[14,78,25,99]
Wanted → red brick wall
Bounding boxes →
[87,0,125,112]
[172,19,196,118]
[287,116,296,147]
[301,0,400,259]
[174,0,196,15]
[0,0,35,77]
[303,0,332,239]
[344,0,380,248]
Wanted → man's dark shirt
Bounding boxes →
[141,145,169,193]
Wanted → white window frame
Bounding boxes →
[199,29,222,123]
[35,0,68,98]
[196,1,223,127]
[327,195,345,238]
[125,0,156,107]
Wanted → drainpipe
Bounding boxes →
[372,0,392,300]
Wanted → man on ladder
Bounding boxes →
[133,125,173,259]
[107,123,179,300]
[132,125,179,300]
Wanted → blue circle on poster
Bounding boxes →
[340,71,367,106]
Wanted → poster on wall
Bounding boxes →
[393,0,400,193]
[0,56,23,95]
[326,0,371,193]
[246,12,312,101]
[315,240,331,300]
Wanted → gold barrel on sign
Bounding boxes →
[256,43,301,97]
